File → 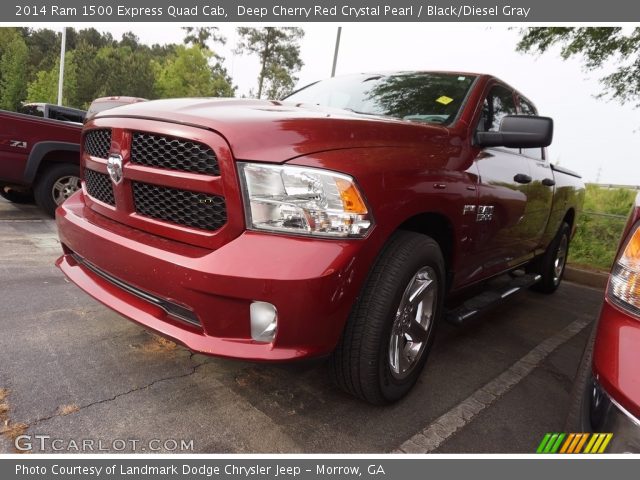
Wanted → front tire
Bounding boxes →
[331,231,445,405]
[529,222,570,294]
[33,163,80,217]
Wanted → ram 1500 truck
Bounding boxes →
[55,72,585,404]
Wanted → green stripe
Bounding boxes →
[544,434,559,453]
[537,433,552,453]
[550,433,566,453]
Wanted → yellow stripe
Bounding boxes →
[584,434,599,453]
[575,433,590,453]
[560,434,576,453]
[597,434,614,453]
[591,434,606,453]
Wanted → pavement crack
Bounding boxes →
[28,360,209,429]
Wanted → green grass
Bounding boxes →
[568,184,637,271]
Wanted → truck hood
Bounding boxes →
[95,98,449,162]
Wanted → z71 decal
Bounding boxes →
[10,140,27,148]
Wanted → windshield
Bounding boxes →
[285,73,476,125]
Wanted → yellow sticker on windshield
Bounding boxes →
[436,95,454,105]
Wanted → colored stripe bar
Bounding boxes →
[584,433,599,453]
[537,433,552,453]
[597,434,613,453]
[550,433,566,453]
[560,434,576,453]
[544,434,560,453]
[574,433,589,453]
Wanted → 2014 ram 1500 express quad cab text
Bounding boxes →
[55,72,585,404]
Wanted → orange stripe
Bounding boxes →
[567,434,582,453]
[575,433,590,453]
[560,434,576,453]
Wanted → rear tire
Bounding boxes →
[331,231,445,405]
[529,222,570,294]
[33,163,80,217]
[0,184,34,204]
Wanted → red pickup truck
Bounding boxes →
[0,109,82,216]
[55,72,585,404]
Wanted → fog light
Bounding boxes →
[250,301,278,343]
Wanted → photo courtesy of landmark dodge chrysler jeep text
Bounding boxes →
[55,72,585,404]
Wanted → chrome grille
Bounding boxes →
[84,129,112,159]
[130,132,220,175]
[132,182,226,231]
[84,169,115,206]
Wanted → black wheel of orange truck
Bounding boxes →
[529,222,571,294]
[33,163,80,217]
[331,231,445,405]
[0,184,34,204]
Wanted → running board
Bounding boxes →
[445,273,542,326]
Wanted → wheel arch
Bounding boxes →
[563,208,576,237]
[24,142,80,184]
[394,212,455,288]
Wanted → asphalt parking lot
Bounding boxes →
[0,197,604,454]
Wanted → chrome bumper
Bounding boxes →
[588,378,640,453]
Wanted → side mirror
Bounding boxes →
[475,115,553,148]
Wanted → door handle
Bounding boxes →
[541,178,556,187]
[513,174,532,184]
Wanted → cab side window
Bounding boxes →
[477,85,518,153]
[518,97,544,160]
[478,85,517,132]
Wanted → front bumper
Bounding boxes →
[588,299,640,452]
[56,192,372,361]
[585,378,640,453]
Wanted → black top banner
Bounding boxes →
[3,0,639,22]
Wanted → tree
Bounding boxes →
[182,27,225,49]
[154,45,234,98]
[0,32,28,110]
[26,51,77,106]
[517,27,640,107]
[235,27,304,99]
[93,46,156,101]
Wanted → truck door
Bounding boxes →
[517,96,554,254]
[473,85,533,277]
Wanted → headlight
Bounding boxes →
[608,221,640,316]
[238,163,373,238]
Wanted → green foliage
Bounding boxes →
[517,27,640,107]
[154,45,234,98]
[0,34,29,110]
[182,27,226,49]
[235,27,304,99]
[26,51,77,105]
[569,184,637,270]
[1,27,236,111]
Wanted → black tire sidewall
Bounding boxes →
[376,238,445,403]
[33,164,80,217]
[532,222,571,293]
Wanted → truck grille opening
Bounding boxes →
[132,182,227,231]
[130,132,220,176]
[84,129,112,159]
[84,169,115,206]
